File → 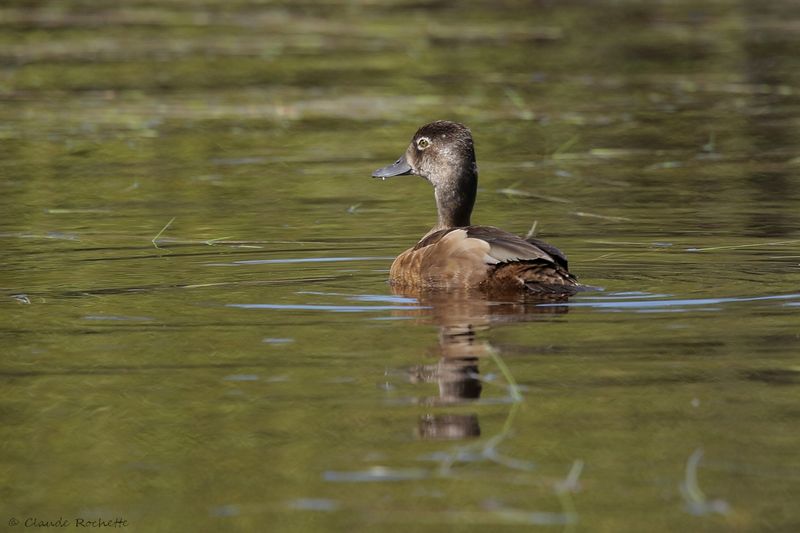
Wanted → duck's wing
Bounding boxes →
[462,226,559,264]
[462,227,577,289]
[415,226,561,265]
[525,236,569,271]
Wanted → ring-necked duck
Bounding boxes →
[373,120,579,293]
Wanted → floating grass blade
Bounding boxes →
[525,220,538,239]
[489,348,524,403]
[151,216,176,249]
[680,448,731,516]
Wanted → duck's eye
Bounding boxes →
[416,138,431,150]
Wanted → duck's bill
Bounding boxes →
[372,156,412,178]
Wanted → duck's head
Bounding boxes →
[373,121,478,230]
[372,120,477,190]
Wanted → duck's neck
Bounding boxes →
[432,161,477,231]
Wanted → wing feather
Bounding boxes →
[464,226,555,264]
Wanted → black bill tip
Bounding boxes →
[372,156,412,179]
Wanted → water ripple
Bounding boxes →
[543,292,800,310]
[207,256,392,266]
[324,467,429,482]
[228,303,427,313]
[298,291,418,304]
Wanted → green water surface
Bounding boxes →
[2,1,800,532]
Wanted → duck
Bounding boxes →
[372,120,579,294]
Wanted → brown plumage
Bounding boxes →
[373,120,579,294]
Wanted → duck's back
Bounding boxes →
[389,225,578,293]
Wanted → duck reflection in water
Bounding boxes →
[396,288,569,441]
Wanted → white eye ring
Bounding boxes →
[416,137,431,150]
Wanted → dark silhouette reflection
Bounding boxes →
[409,341,483,404]
[417,413,481,440]
[393,287,570,441]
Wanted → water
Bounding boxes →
[2,1,800,531]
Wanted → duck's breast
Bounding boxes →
[389,229,492,288]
